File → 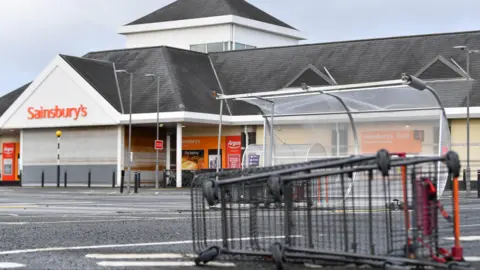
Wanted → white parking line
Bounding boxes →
[97,261,236,267]
[0,217,186,225]
[0,235,299,255]
[0,262,25,268]
[86,253,186,259]
[443,236,480,241]
[465,256,480,261]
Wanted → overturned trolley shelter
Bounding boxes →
[191,75,471,269]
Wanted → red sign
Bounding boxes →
[225,136,242,168]
[2,143,17,182]
[27,104,88,120]
[155,140,164,150]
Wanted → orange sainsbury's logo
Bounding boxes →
[27,105,88,120]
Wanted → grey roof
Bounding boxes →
[0,82,30,117]
[83,46,234,115]
[4,30,480,118]
[209,30,480,109]
[60,55,123,113]
[126,0,295,30]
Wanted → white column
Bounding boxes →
[116,125,124,185]
[176,123,182,188]
[166,134,171,170]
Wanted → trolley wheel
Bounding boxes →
[447,261,475,270]
[203,180,219,206]
[376,149,391,177]
[270,243,285,270]
[267,175,283,203]
[194,246,220,266]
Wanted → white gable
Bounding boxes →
[1,55,120,129]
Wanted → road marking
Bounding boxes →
[97,261,235,267]
[0,217,186,225]
[86,253,186,259]
[465,256,480,261]
[0,262,25,268]
[0,205,37,209]
[0,235,297,255]
[443,236,480,241]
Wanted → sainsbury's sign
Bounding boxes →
[27,105,88,120]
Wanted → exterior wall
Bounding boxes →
[450,119,480,181]
[2,61,119,129]
[125,126,169,185]
[256,120,439,158]
[234,25,300,48]
[22,126,118,187]
[124,24,232,49]
[183,126,243,137]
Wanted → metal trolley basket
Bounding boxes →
[190,149,472,270]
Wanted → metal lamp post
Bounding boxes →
[116,69,133,194]
[453,46,480,196]
[145,73,160,189]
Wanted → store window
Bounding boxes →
[190,42,231,53]
[234,42,256,50]
[190,44,207,53]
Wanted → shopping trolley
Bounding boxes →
[190,149,472,269]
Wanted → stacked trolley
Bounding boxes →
[191,150,471,269]
[190,75,473,269]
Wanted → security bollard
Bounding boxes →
[88,170,91,188]
[41,170,45,187]
[477,170,480,198]
[137,172,141,189]
[134,172,139,194]
[120,170,125,193]
[112,171,116,188]
[64,170,67,187]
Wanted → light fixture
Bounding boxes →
[159,124,164,127]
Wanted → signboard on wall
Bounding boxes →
[182,150,205,170]
[225,136,242,169]
[360,130,422,154]
[2,143,18,182]
[248,154,260,167]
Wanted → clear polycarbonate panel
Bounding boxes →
[240,84,445,117]
[233,82,463,198]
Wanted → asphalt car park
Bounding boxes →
[0,187,478,269]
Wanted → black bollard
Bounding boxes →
[88,170,91,188]
[120,170,125,193]
[41,170,45,187]
[112,171,116,188]
[477,170,480,198]
[64,170,67,187]
[134,172,138,193]
[463,169,467,191]
[56,165,60,188]
[137,172,141,189]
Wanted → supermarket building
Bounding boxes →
[0,0,479,187]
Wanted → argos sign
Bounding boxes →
[225,136,242,169]
[227,140,241,149]
[27,105,88,120]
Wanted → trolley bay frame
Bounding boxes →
[190,149,472,269]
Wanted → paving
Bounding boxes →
[0,187,477,269]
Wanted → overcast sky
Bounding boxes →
[1,0,479,95]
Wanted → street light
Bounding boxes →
[116,69,133,194]
[145,73,160,189]
[453,45,480,196]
